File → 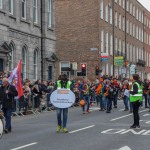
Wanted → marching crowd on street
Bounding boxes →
[0,70,150,133]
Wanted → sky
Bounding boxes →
[138,0,150,11]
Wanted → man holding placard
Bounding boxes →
[51,74,74,133]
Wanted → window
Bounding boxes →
[0,0,2,9]
[133,46,135,62]
[33,49,38,80]
[115,37,118,51]
[136,47,139,61]
[9,43,14,70]
[133,24,135,37]
[110,7,112,24]
[101,30,104,52]
[115,11,117,27]
[136,26,138,39]
[110,34,113,56]
[48,0,52,28]
[133,6,135,17]
[100,1,104,19]
[139,28,141,41]
[22,0,26,19]
[123,41,125,54]
[22,46,27,79]
[122,0,125,9]
[126,0,129,12]
[106,63,109,75]
[33,0,38,23]
[136,8,139,20]
[130,44,132,62]
[105,5,108,22]
[127,20,129,34]
[130,2,132,15]
[9,0,13,14]
[122,16,125,31]
[115,0,117,3]
[139,11,141,22]
[127,43,129,60]
[119,0,121,6]
[119,39,121,52]
[130,22,132,36]
[119,14,121,29]
[141,12,143,23]
[106,32,108,53]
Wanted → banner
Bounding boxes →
[114,56,124,66]
[8,59,23,98]
[50,89,75,108]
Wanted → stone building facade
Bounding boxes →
[0,0,56,81]
[55,0,150,81]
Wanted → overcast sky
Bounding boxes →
[138,0,150,11]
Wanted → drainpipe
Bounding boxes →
[41,0,43,80]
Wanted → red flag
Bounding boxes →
[9,60,23,98]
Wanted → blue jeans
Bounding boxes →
[82,95,90,112]
[113,95,118,107]
[107,99,112,112]
[103,96,108,109]
[3,108,12,130]
[123,96,129,110]
[96,95,104,109]
[57,108,68,128]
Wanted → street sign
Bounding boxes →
[121,67,126,74]
[114,56,124,66]
[130,65,135,74]
[72,62,77,70]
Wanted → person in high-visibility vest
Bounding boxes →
[54,74,73,133]
[129,74,143,129]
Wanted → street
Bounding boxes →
[0,101,150,150]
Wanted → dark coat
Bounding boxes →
[0,84,18,109]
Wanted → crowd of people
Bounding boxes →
[0,71,150,133]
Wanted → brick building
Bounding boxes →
[55,0,150,81]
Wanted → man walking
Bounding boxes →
[0,78,18,133]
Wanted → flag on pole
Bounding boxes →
[8,59,23,98]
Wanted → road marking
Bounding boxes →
[111,109,148,121]
[69,125,95,133]
[10,142,38,150]
[89,107,100,112]
[143,114,150,116]
[119,109,124,111]
[119,146,131,150]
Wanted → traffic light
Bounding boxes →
[81,63,86,76]
[95,66,99,75]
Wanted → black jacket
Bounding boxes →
[0,84,18,109]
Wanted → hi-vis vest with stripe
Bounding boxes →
[130,82,143,102]
[57,80,72,89]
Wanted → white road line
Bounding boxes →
[111,109,148,121]
[10,142,38,150]
[69,125,95,134]
[119,109,124,111]
[143,114,150,116]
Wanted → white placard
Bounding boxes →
[50,89,75,108]
[0,118,3,139]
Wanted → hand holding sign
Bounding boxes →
[50,89,75,108]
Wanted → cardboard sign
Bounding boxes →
[50,89,75,108]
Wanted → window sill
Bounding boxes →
[48,27,54,31]
[33,23,41,28]
[9,14,17,20]
[20,18,31,25]
[0,9,6,15]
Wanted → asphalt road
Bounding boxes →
[0,101,150,150]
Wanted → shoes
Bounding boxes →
[136,125,140,129]
[114,106,117,108]
[124,109,129,111]
[56,125,62,132]
[130,125,136,128]
[4,128,9,134]
[86,110,90,113]
[99,109,105,111]
[129,110,133,113]
[62,128,68,133]
[145,106,149,108]
[106,111,111,113]
[82,112,86,114]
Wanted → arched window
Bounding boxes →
[22,46,27,79]
[9,43,14,70]
[33,49,38,80]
